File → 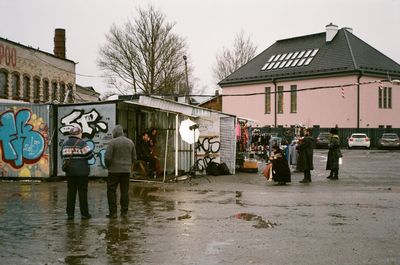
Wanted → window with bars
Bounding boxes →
[43,80,49,102]
[277,86,284,114]
[265,87,271,114]
[379,87,392,109]
[290,85,297,113]
[51,82,58,101]
[0,71,7,98]
[12,73,20,99]
[33,78,40,102]
[23,76,30,101]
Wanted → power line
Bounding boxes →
[133,79,393,98]
[25,50,398,98]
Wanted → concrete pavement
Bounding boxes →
[0,149,399,265]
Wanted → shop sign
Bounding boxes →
[0,43,17,67]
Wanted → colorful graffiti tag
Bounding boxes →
[0,107,49,177]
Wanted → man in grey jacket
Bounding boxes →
[105,125,137,218]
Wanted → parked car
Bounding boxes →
[377,133,400,149]
[315,132,331,148]
[348,133,370,149]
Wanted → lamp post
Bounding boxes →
[183,55,189,102]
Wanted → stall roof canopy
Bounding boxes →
[124,95,236,118]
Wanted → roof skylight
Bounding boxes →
[261,48,319,71]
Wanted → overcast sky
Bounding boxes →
[1,0,399,96]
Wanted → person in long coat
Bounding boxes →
[271,146,291,185]
[326,128,342,180]
[297,128,314,183]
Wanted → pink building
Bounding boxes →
[219,24,400,129]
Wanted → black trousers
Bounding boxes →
[304,170,311,181]
[66,175,89,217]
[107,173,130,215]
[330,169,339,177]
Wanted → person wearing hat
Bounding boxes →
[326,127,342,180]
[61,126,94,220]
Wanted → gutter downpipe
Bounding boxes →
[273,79,277,127]
[357,72,362,129]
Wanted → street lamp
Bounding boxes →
[183,55,189,101]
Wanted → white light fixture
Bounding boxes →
[179,119,200,144]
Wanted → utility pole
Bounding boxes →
[183,55,189,103]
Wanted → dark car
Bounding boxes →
[315,132,331,148]
[377,133,400,149]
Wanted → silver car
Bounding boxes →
[378,133,400,149]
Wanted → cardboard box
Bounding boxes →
[243,160,258,169]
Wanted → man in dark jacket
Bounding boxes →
[105,125,137,218]
[326,128,342,180]
[136,132,155,178]
[61,126,94,220]
[297,128,314,183]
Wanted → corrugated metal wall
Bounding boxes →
[57,103,116,177]
[0,103,52,178]
[220,116,236,174]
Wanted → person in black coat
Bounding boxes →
[271,145,291,185]
[61,126,94,220]
[297,128,314,183]
[326,128,342,180]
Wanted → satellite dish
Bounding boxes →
[179,119,200,144]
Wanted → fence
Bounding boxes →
[257,126,400,148]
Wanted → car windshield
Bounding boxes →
[352,134,367,138]
[382,134,399,139]
[318,133,330,138]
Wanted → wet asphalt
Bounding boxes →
[0,149,399,265]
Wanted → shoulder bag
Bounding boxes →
[62,139,80,172]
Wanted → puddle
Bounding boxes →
[166,209,192,221]
[329,222,346,226]
[234,213,279,229]
[328,213,346,219]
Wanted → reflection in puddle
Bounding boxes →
[234,213,279,229]
[64,254,95,264]
[166,209,192,221]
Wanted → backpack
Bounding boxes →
[206,162,220,176]
[218,163,231,175]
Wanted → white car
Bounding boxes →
[348,133,370,149]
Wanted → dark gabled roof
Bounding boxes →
[219,29,400,86]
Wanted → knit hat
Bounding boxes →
[69,126,82,135]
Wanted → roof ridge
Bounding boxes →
[342,29,358,70]
[277,32,324,43]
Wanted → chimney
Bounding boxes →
[54,28,66,59]
[325,23,338,42]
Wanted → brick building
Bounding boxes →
[0,29,76,103]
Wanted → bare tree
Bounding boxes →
[213,31,257,83]
[98,5,190,95]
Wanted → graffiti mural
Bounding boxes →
[57,103,115,177]
[0,106,49,177]
[192,114,221,174]
[59,109,108,138]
